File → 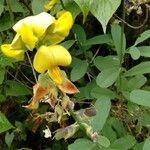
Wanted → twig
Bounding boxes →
[114,4,149,29]
[25,51,38,83]
[7,70,32,89]
[90,46,101,64]
[19,69,35,85]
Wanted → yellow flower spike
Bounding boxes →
[33,45,71,73]
[13,12,55,50]
[44,0,59,11]
[1,44,24,61]
[44,11,73,44]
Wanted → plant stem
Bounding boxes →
[118,0,125,91]
[26,52,38,83]
[120,0,125,66]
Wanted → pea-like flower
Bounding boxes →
[33,45,79,94]
[13,12,55,50]
[1,11,73,61]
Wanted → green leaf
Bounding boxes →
[68,138,95,150]
[127,75,147,90]
[97,135,110,148]
[90,0,121,33]
[124,62,150,77]
[128,46,140,60]
[141,112,150,127]
[31,0,48,14]
[73,0,90,22]
[91,86,116,99]
[102,123,117,143]
[0,68,5,84]
[83,34,112,46]
[134,30,150,46]
[10,0,24,12]
[63,0,81,19]
[111,24,126,61]
[110,118,127,137]
[0,54,14,68]
[5,132,14,148]
[6,80,31,96]
[0,0,4,16]
[61,40,75,49]
[0,15,12,32]
[0,94,6,103]
[133,142,144,150]
[71,60,88,81]
[143,136,150,150]
[130,89,150,107]
[96,67,120,88]
[0,112,14,134]
[137,46,150,57]
[110,135,136,150]
[72,24,86,44]
[75,81,96,99]
[94,56,119,71]
[91,96,111,133]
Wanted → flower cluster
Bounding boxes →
[1,10,79,109]
[0,9,98,141]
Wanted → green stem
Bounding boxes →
[118,0,125,91]
[120,0,125,66]
[60,0,65,9]
[6,0,14,24]
[25,52,38,83]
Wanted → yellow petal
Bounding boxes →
[47,45,72,66]
[1,44,24,61]
[11,33,25,50]
[31,12,55,37]
[44,0,59,11]
[33,46,51,73]
[57,71,79,94]
[16,23,38,50]
[44,11,73,44]
[33,45,71,73]
[48,67,62,84]
[48,68,79,94]
[13,12,55,49]
[13,12,55,38]
[54,11,73,36]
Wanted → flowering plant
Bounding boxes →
[1,7,97,142]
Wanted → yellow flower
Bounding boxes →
[13,12,55,50]
[44,0,59,11]
[33,45,71,83]
[1,34,25,61]
[43,11,73,45]
[33,45,79,94]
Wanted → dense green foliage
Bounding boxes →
[0,0,150,150]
